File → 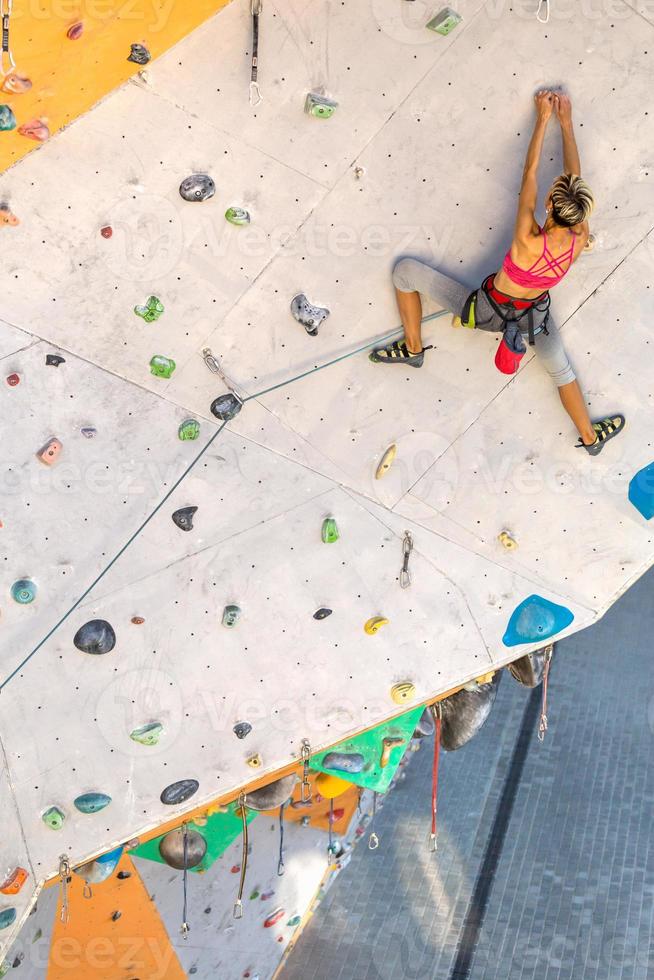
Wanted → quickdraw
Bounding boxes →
[430,703,442,852]
[300,739,312,803]
[538,645,553,741]
[181,823,190,938]
[277,803,286,876]
[1,1,15,77]
[249,0,262,107]
[233,793,248,918]
[368,792,379,850]
[400,531,413,589]
[58,855,71,924]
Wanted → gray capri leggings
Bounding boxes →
[392,257,575,387]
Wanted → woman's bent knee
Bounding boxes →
[392,257,422,292]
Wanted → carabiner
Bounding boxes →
[300,738,312,803]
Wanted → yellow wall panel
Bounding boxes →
[0,0,232,173]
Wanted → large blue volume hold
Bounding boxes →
[628,462,654,520]
[503,595,574,647]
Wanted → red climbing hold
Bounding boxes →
[67,22,84,40]
[264,908,285,928]
[330,808,345,823]
[230,865,240,874]
[100,226,113,239]
[6,373,20,386]
[18,119,50,142]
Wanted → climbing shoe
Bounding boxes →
[369,340,432,368]
[576,414,625,456]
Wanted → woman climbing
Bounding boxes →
[371,90,624,456]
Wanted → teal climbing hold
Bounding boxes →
[178,419,201,441]
[42,806,65,831]
[0,909,16,931]
[503,595,574,647]
[130,722,163,746]
[11,579,36,604]
[74,793,112,814]
[150,355,176,379]
[628,462,654,520]
[0,105,16,131]
[134,296,164,322]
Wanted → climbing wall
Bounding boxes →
[1,0,653,973]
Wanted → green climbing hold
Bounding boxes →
[250,888,260,900]
[426,7,462,35]
[134,296,164,322]
[150,355,176,379]
[178,419,201,441]
[74,792,112,814]
[11,579,36,604]
[42,806,65,831]
[130,722,164,746]
[225,207,250,226]
[0,105,16,131]
[305,93,338,118]
[321,518,339,543]
[0,960,9,978]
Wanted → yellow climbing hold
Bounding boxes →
[364,616,389,635]
[375,444,396,479]
[390,682,416,705]
[498,530,518,550]
[315,772,351,800]
[475,671,495,685]
[246,753,262,769]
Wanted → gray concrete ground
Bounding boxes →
[281,569,654,980]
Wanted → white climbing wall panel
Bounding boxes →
[1,0,653,968]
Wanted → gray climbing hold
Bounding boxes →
[210,393,243,421]
[413,707,435,738]
[160,779,199,806]
[172,506,197,532]
[313,607,332,620]
[507,644,554,688]
[321,751,365,774]
[80,427,97,439]
[179,174,216,203]
[130,722,164,746]
[233,721,252,740]
[73,620,116,655]
[439,673,501,751]
[127,43,151,65]
[222,604,241,628]
[290,294,330,336]
[74,792,112,814]
[159,828,207,870]
[245,775,297,811]
[45,354,65,367]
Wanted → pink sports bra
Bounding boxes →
[502,227,576,291]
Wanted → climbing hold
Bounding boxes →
[225,207,250,226]
[36,438,62,466]
[159,829,207,870]
[0,909,16,931]
[313,607,332,620]
[160,779,199,806]
[380,736,405,768]
[390,682,416,705]
[0,105,16,130]
[503,595,574,647]
[74,792,112,814]
[130,722,164,746]
[426,7,462,34]
[321,517,339,543]
[245,775,297,811]
[66,22,84,40]
[100,226,113,239]
[127,43,151,65]
[0,869,28,896]
[80,427,97,439]
[41,806,65,830]
[45,354,65,367]
[233,722,252,740]
[134,295,164,322]
[179,174,215,203]
[11,579,36,604]
[584,233,596,252]
[354,166,365,179]
[314,772,350,800]
[264,908,285,929]
[321,751,365,774]
[178,418,200,441]
[149,355,176,378]
[210,392,243,421]
[628,462,654,519]
[498,530,518,550]
[413,707,435,738]
[246,753,262,769]
[222,604,241,628]
[375,443,397,479]
[5,373,19,386]
[117,871,131,879]
[440,673,501,750]
[131,616,145,625]
[111,911,121,922]
[364,616,389,635]
[508,643,554,688]
[0,207,18,226]
[290,293,330,336]
[18,118,50,141]
[75,846,123,885]
[304,93,338,118]
[73,619,116,655]
[1,73,32,95]
[172,506,197,532]
[287,914,302,927]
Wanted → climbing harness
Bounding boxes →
[537,645,553,742]
[1,1,15,77]
[300,739,312,803]
[430,704,442,852]
[233,793,248,918]
[249,0,262,107]
[400,531,413,589]
[58,856,71,924]
[277,803,286,876]
[536,0,550,23]
[181,824,190,938]
[368,792,379,850]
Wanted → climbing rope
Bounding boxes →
[249,0,262,107]
[1,1,15,77]
[233,793,248,918]
[430,703,442,852]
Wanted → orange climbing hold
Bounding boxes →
[36,438,62,465]
[0,868,28,895]
[0,208,19,227]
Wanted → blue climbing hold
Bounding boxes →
[0,908,16,930]
[11,579,36,604]
[503,595,574,647]
[628,462,654,520]
[74,792,112,814]
[75,846,123,885]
